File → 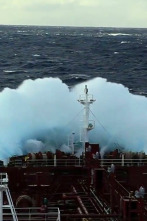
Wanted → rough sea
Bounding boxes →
[0,25,147,159]
[0,25,147,95]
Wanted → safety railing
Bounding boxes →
[3,207,60,221]
[9,158,84,167]
[8,158,147,168]
[100,158,147,167]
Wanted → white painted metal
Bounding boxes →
[54,154,57,167]
[78,85,95,144]
[121,153,125,166]
[71,132,75,155]
[0,173,18,221]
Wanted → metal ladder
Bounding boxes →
[0,173,18,221]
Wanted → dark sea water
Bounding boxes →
[1,25,147,158]
[0,25,147,95]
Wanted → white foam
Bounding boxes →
[3,70,16,73]
[108,33,131,36]
[114,52,119,54]
[33,54,40,57]
[0,77,147,159]
[121,41,130,44]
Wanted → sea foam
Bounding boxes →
[0,77,147,160]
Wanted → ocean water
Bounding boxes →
[0,25,147,159]
[0,25,147,95]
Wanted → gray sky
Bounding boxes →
[0,0,147,28]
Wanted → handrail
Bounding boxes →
[8,158,147,167]
[100,158,147,167]
[3,207,60,221]
[9,158,84,167]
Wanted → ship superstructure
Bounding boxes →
[0,86,147,221]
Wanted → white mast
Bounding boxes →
[78,85,95,145]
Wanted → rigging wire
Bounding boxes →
[89,109,111,136]
[89,109,123,149]
[65,108,84,128]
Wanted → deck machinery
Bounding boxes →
[0,86,147,221]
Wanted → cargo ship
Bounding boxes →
[0,85,147,221]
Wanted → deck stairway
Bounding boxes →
[0,173,18,221]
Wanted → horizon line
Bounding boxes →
[0,24,147,29]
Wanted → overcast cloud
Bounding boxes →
[0,0,147,27]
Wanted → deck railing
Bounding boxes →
[100,158,147,167]
[10,158,84,167]
[3,207,60,221]
[8,158,147,167]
